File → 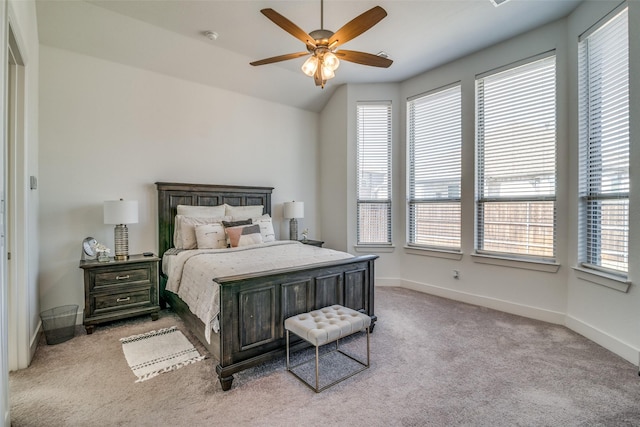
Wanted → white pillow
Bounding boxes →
[251,214,276,243]
[195,223,227,249]
[174,215,230,249]
[224,204,264,219]
[177,204,226,217]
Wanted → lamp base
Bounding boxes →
[114,224,130,261]
[289,218,298,241]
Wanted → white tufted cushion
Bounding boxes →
[285,305,371,347]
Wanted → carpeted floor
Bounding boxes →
[9,287,640,426]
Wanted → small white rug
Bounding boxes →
[120,326,204,383]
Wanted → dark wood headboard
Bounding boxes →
[155,182,274,261]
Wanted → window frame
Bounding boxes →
[475,52,558,263]
[577,4,630,279]
[356,101,393,246]
[406,83,462,252]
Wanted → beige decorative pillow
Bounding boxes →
[177,204,226,217]
[195,223,227,249]
[224,204,264,219]
[251,214,276,242]
[174,215,229,249]
[226,224,263,247]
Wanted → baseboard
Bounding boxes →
[29,320,42,362]
[565,315,640,366]
[376,277,639,367]
[376,278,565,324]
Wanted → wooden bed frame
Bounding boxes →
[156,182,378,390]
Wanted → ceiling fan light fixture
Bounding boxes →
[321,64,335,80]
[323,52,340,71]
[301,56,319,76]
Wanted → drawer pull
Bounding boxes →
[116,297,131,303]
[116,275,130,280]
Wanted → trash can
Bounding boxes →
[40,304,78,345]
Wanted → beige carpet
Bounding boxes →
[9,287,640,426]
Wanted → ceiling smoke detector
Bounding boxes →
[204,31,219,40]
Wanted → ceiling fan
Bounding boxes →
[250,0,393,88]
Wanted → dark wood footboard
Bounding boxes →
[214,254,377,389]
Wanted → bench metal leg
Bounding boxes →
[285,327,370,392]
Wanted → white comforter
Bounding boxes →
[163,241,354,343]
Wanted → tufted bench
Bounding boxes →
[285,305,371,392]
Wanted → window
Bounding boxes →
[357,102,392,245]
[476,54,557,260]
[578,6,629,275]
[407,84,462,250]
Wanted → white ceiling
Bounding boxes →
[36,0,583,112]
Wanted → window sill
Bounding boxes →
[354,245,395,253]
[471,253,560,273]
[404,246,463,260]
[572,266,630,293]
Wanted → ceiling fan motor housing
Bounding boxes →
[307,29,334,52]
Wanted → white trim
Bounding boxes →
[6,12,30,371]
[376,278,565,324]
[572,266,631,293]
[471,253,561,273]
[565,315,639,366]
[354,244,394,253]
[404,246,463,260]
[475,49,556,80]
[0,0,8,423]
[578,1,628,41]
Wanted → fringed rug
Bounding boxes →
[120,326,204,383]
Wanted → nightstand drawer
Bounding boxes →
[93,266,151,288]
[80,254,161,334]
[93,288,152,314]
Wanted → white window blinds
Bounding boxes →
[476,54,557,260]
[357,102,392,245]
[407,85,462,250]
[578,6,629,275]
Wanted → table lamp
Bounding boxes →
[104,199,138,260]
[284,201,304,241]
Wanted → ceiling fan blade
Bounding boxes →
[250,52,309,66]
[328,6,387,48]
[335,50,393,68]
[260,8,316,49]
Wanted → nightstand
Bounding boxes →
[79,254,160,334]
[300,239,324,247]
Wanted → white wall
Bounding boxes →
[319,83,403,279]
[324,2,639,365]
[38,45,318,317]
[395,18,569,322]
[564,1,640,364]
[318,84,348,250]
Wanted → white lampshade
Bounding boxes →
[104,199,139,225]
[284,201,304,219]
